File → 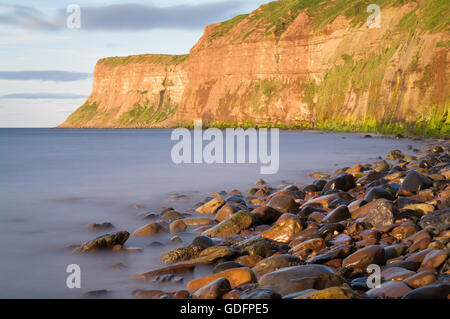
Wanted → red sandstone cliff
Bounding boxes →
[60,0,449,135]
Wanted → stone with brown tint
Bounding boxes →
[421,249,448,268]
[258,265,344,296]
[391,222,419,240]
[366,281,412,298]
[381,267,415,281]
[356,238,378,248]
[133,222,166,237]
[289,238,326,254]
[192,277,231,299]
[296,286,360,299]
[342,245,385,271]
[202,211,254,238]
[403,229,431,245]
[250,206,281,225]
[408,237,431,254]
[267,195,298,214]
[260,213,302,243]
[235,255,264,267]
[196,197,225,214]
[169,220,187,233]
[403,271,436,289]
[252,254,302,277]
[301,193,342,209]
[330,233,353,246]
[322,205,351,223]
[406,248,435,263]
[215,204,237,222]
[384,244,407,260]
[186,267,256,293]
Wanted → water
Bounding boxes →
[0,128,428,298]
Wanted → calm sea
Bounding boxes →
[0,128,428,298]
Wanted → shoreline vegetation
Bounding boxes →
[55,119,450,139]
[72,138,450,299]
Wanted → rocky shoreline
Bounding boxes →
[72,137,450,299]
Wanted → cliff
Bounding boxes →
[60,0,450,136]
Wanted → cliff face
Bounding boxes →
[60,0,450,136]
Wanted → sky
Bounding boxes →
[0,0,270,127]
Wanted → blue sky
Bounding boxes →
[0,0,270,127]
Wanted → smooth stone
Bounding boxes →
[402,283,450,299]
[382,261,421,271]
[192,277,231,299]
[258,265,344,296]
[169,220,187,233]
[202,211,254,238]
[342,245,385,271]
[403,271,437,289]
[364,187,395,202]
[399,170,433,195]
[381,267,415,281]
[267,195,299,214]
[252,254,303,277]
[307,244,355,264]
[322,174,355,193]
[250,206,282,225]
[421,249,448,268]
[295,287,360,299]
[322,205,351,223]
[240,288,281,299]
[133,222,165,237]
[366,281,412,298]
[384,244,407,260]
[391,222,419,240]
[213,261,243,274]
[196,197,225,214]
[215,204,238,222]
[289,238,326,254]
[260,213,302,243]
[186,267,256,293]
[191,236,215,249]
[235,255,264,267]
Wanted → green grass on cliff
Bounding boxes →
[117,97,178,126]
[64,101,99,126]
[99,54,189,67]
[209,0,448,42]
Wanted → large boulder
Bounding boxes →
[361,200,395,229]
[258,265,344,296]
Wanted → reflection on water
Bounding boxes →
[0,128,428,298]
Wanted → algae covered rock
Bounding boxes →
[72,231,130,253]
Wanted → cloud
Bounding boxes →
[1,93,87,99]
[0,71,92,82]
[0,2,244,31]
